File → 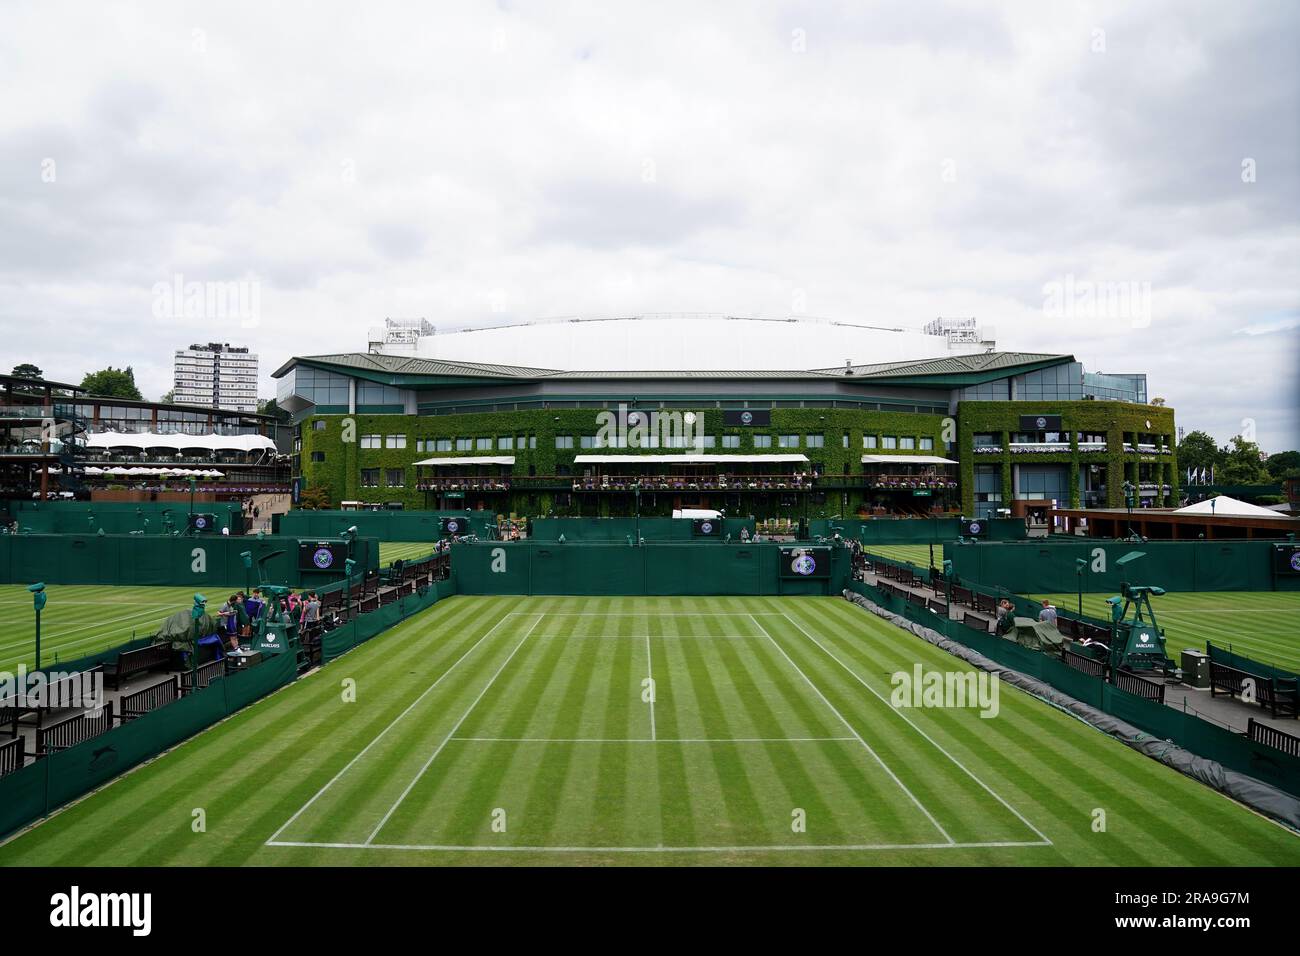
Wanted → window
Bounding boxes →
[310,451,325,463]
[476,437,492,451]
[778,435,799,448]
[722,435,740,449]
[456,438,472,451]
[530,436,537,449]
[580,436,596,449]
[842,432,849,449]
[498,436,513,450]
[696,435,716,449]
[385,468,404,487]
[385,434,406,449]
[360,434,381,449]
[360,468,380,487]
[754,435,772,448]
[863,435,877,449]
[806,434,824,448]
[881,436,898,449]
[436,438,452,452]
[311,420,326,431]
[555,436,574,449]
[516,435,526,450]
[919,437,934,450]
[899,437,915,450]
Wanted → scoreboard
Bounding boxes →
[778,546,832,579]
[1274,544,1300,575]
[692,518,722,537]
[960,519,987,538]
[298,540,348,573]
[188,513,219,533]
[441,516,472,536]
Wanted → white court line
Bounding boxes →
[264,608,523,847]
[450,736,858,744]
[748,613,954,846]
[364,614,544,845]
[506,611,784,617]
[644,633,656,741]
[779,609,1053,847]
[267,839,1050,853]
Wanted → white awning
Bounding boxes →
[861,454,958,465]
[412,456,516,467]
[1174,495,1297,519]
[573,454,810,465]
[83,431,276,453]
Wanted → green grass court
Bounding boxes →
[1023,591,1300,673]
[1,594,1294,865]
[860,544,936,567]
[0,585,236,673]
[377,541,440,564]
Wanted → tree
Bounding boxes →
[1264,450,1300,480]
[80,366,143,401]
[298,486,331,510]
[1217,435,1271,485]
[10,363,43,379]
[1176,430,1221,479]
[1149,396,1166,406]
[159,389,175,404]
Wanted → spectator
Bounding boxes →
[302,592,322,627]
[995,598,1015,635]
[1038,600,1058,627]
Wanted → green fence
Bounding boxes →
[3,500,245,535]
[527,517,756,542]
[849,581,1300,798]
[0,650,298,840]
[454,541,849,596]
[278,509,496,541]
[945,539,1299,593]
[810,516,1028,544]
[322,576,458,661]
[0,534,380,587]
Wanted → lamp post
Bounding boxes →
[28,583,46,670]
[1075,557,1087,617]
[344,558,357,621]
[188,476,197,528]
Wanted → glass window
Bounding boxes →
[806,434,824,448]
[753,435,772,448]
[456,438,472,451]
[721,435,740,449]
[360,435,381,449]
[310,451,325,462]
[498,436,513,450]
[311,420,326,431]
[386,434,406,449]
[385,468,404,487]
[778,435,799,448]
[436,438,452,452]
[899,437,915,450]
[476,437,492,451]
[919,437,934,450]
[863,435,877,449]
[882,436,897,449]
[360,468,379,487]
[555,436,574,449]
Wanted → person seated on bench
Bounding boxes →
[1037,600,1058,627]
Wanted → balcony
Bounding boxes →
[570,474,811,492]
[973,445,1003,454]
[1008,442,1072,454]
[416,478,510,492]
[861,475,958,491]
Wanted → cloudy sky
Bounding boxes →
[1,0,1296,450]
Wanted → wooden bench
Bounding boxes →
[926,597,948,616]
[119,676,181,721]
[1113,668,1166,705]
[105,643,172,690]
[907,590,927,608]
[0,736,24,778]
[1211,662,1298,719]
[0,664,104,734]
[1247,718,1300,758]
[1062,647,1106,679]
[36,701,114,757]
[951,585,974,608]
[959,611,993,632]
[180,659,226,695]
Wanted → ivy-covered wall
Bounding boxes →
[956,400,1178,514]
[299,406,950,515]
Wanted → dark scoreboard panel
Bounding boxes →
[1018,414,1062,432]
[692,518,722,536]
[778,546,832,579]
[1274,545,1300,575]
[298,540,348,572]
[441,516,472,536]
[960,519,987,537]
[188,513,219,533]
[723,409,771,427]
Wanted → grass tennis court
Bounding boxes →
[862,544,935,567]
[1024,591,1300,673]
[1,594,1294,866]
[0,584,238,673]
[378,541,440,564]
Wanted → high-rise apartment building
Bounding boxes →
[174,342,259,412]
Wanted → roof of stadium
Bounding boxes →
[273,349,1074,385]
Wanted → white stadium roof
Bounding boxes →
[370,314,996,372]
[84,432,277,453]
